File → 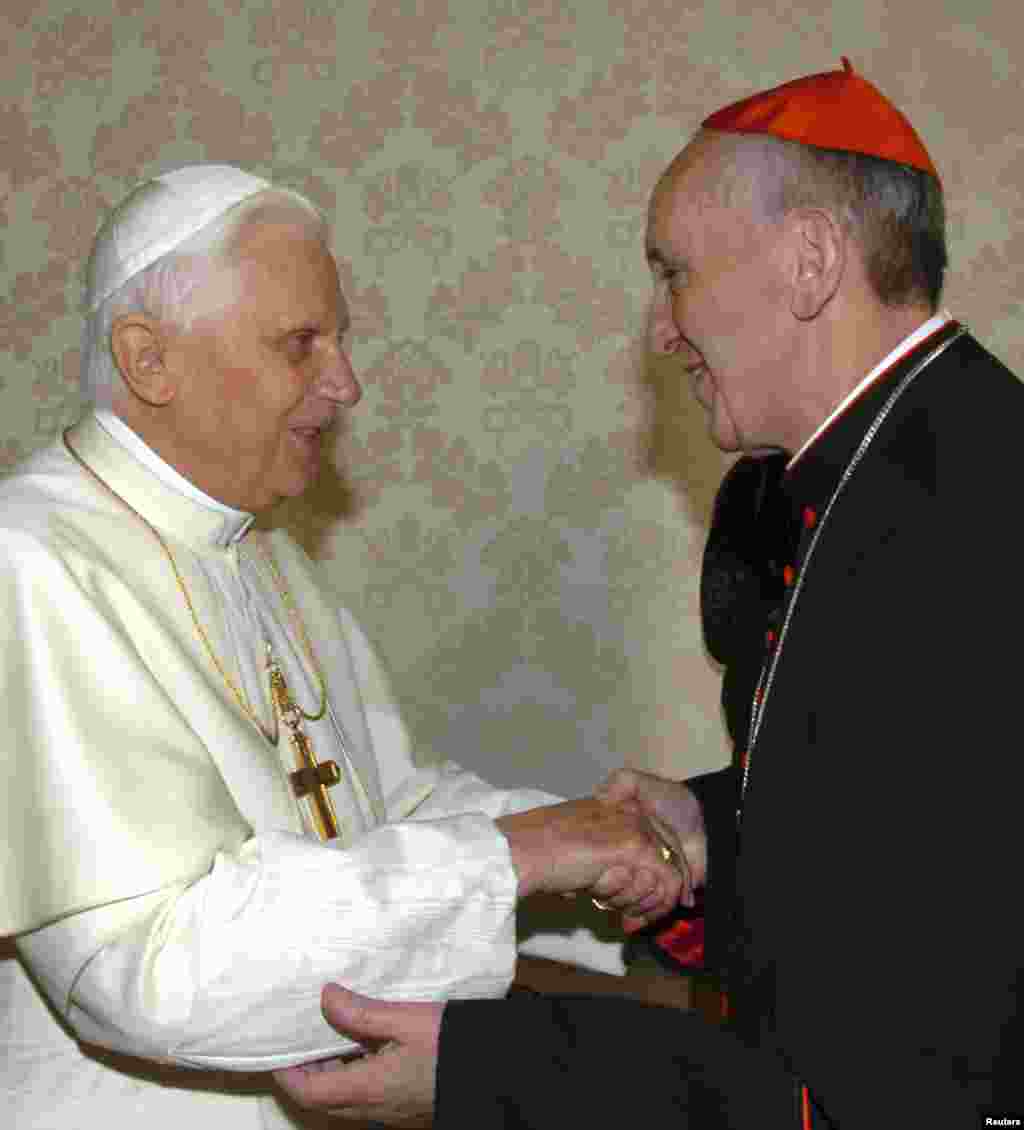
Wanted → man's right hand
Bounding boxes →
[495,797,684,927]
[594,768,707,906]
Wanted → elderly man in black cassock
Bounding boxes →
[275,60,1023,1128]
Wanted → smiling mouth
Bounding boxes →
[290,416,337,440]
[289,426,328,456]
[686,364,712,408]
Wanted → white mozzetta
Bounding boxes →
[0,413,618,1129]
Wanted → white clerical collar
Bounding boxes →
[90,410,254,547]
[787,310,953,471]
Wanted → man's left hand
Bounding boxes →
[273,984,441,1126]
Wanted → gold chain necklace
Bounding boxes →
[61,430,326,741]
[63,429,344,840]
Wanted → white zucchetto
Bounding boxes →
[86,164,271,313]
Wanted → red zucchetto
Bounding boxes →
[702,58,938,180]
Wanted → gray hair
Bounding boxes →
[705,129,948,310]
[80,187,328,408]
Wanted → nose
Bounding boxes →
[646,284,681,356]
[647,285,703,368]
[316,343,362,408]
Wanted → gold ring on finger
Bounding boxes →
[591,897,613,912]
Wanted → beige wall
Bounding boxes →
[3,1,1021,796]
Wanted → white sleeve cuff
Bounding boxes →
[22,820,517,1071]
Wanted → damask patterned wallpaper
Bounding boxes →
[3,1,1021,796]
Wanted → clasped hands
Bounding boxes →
[274,769,705,1125]
[493,776,696,930]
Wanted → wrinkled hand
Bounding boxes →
[595,768,707,912]
[273,984,441,1126]
[495,797,683,927]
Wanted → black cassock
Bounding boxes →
[436,325,1023,1128]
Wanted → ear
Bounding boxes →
[110,314,178,406]
[787,208,845,321]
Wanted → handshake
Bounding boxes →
[274,768,709,1121]
[494,768,707,931]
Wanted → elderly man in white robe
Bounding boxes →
[0,165,687,1129]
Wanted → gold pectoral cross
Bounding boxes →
[268,659,341,841]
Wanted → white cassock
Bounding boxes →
[0,412,623,1129]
